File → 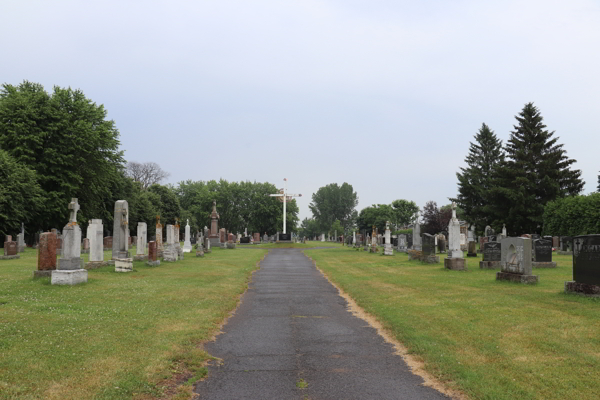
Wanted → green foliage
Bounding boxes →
[391,199,419,227]
[356,204,394,233]
[421,201,452,234]
[330,219,343,237]
[393,228,413,235]
[452,123,504,233]
[298,218,320,238]
[542,193,600,236]
[0,150,44,236]
[0,81,124,232]
[487,103,584,235]
[176,180,298,235]
[309,182,358,231]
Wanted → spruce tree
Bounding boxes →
[453,123,504,233]
[487,103,583,235]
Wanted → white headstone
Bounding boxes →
[412,212,422,251]
[136,222,147,255]
[88,219,104,262]
[183,219,192,252]
[448,203,463,259]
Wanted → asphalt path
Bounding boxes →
[195,248,450,400]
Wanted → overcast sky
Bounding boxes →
[2,0,599,222]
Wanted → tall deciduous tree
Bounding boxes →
[126,161,170,189]
[453,123,504,234]
[0,81,124,232]
[356,204,394,233]
[309,183,358,231]
[391,199,419,228]
[488,103,584,235]
[0,150,44,236]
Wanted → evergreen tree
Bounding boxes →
[487,103,583,235]
[452,123,504,233]
[597,172,599,192]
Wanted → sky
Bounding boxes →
[1,0,599,222]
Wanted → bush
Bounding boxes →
[542,193,600,236]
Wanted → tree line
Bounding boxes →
[0,81,297,242]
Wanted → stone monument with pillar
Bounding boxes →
[52,198,88,285]
[444,202,467,271]
[208,201,220,247]
[384,221,394,256]
[183,219,192,252]
[112,200,133,272]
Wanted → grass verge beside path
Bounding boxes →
[255,240,343,249]
[0,246,266,400]
[305,247,600,400]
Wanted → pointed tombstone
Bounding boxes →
[52,198,88,285]
[412,212,422,251]
[445,202,466,270]
[34,232,57,277]
[163,224,178,261]
[134,222,148,261]
[183,219,192,252]
[384,221,394,256]
[112,200,133,272]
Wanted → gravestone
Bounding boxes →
[532,239,556,268]
[204,236,212,253]
[18,222,25,252]
[278,232,292,242]
[496,237,538,284]
[484,225,495,237]
[406,233,413,250]
[445,203,466,270]
[112,200,133,272]
[196,240,205,257]
[208,200,220,247]
[34,232,57,277]
[103,236,112,250]
[384,221,394,256]
[183,220,192,252]
[558,236,573,255]
[2,235,19,259]
[174,218,183,257]
[397,234,407,252]
[412,213,422,251]
[134,222,148,261]
[478,236,488,253]
[219,228,227,248]
[147,241,160,266]
[227,233,236,249]
[52,198,88,285]
[552,236,559,249]
[156,216,163,255]
[422,233,439,263]
[163,224,178,262]
[480,241,501,269]
[82,238,90,254]
[263,233,268,243]
[240,237,250,244]
[86,219,105,268]
[460,225,468,250]
[565,235,600,296]
[467,241,477,257]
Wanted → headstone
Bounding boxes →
[3,241,18,258]
[478,236,489,253]
[183,219,192,252]
[208,200,220,247]
[87,219,104,267]
[17,222,25,252]
[196,240,205,257]
[240,237,250,244]
[103,236,112,250]
[204,235,212,253]
[480,242,501,269]
[406,233,413,250]
[163,224,178,262]
[156,216,163,254]
[422,234,437,257]
[467,225,475,243]
[263,233,268,243]
[565,235,600,295]
[467,241,477,257]
[384,221,393,256]
[253,233,260,243]
[133,222,148,261]
[321,234,325,242]
[112,200,133,272]
[352,231,356,246]
[34,232,56,276]
[532,239,556,268]
[52,198,88,285]
[437,236,446,254]
[502,224,507,237]
[444,203,465,270]
[460,224,468,250]
[552,236,559,249]
[484,225,495,237]
[147,241,160,266]
[412,213,422,251]
[370,226,378,253]
[397,234,407,252]
[559,236,573,255]
[82,238,90,254]
[496,237,538,284]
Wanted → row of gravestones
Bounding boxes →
[30,199,197,286]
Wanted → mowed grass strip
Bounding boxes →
[305,247,600,400]
[256,240,343,249]
[0,245,266,400]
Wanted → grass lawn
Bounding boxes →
[255,240,344,249]
[0,245,266,400]
[305,247,600,400]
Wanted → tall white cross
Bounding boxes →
[269,178,301,234]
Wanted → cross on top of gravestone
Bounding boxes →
[120,207,128,226]
[68,198,80,223]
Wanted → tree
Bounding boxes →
[330,219,343,237]
[391,199,419,228]
[597,172,600,192]
[0,150,44,237]
[126,161,170,189]
[309,183,358,231]
[0,81,124,232]
[421,201,448,235]
[356,204,394,233]
[298,218,320,238]
[543,193,600,236]
[452,123,504,234]
[487,103,584,235]
[148,184,182,226]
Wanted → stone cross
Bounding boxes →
[268,178,301,234]
[68,198,80,223]
[451,202,457,220]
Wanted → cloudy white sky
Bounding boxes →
[2,0,599,221]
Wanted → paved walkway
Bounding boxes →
[194,249,450,400]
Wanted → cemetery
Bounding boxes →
[3,3,600,398]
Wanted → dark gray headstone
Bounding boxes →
[407,234,413,248]
[561,236,573,251]
[573,235,600,286]
[534,239,552,262]
[422,234,435,256]
[483,242,501,261]
[240,237,250,244]
[488,235,497,242]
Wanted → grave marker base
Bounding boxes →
[51,269,88,285]
[565,281,600,297]
[133,255,148,261]
[445,258,467,270]
[532,261,557,268]
[0,255,20,260]
[114,258,133,272]
[147,260,160,267]
[33,270,53,278]
[479,261,501,269]
[557,251,572,256]
[85,261,113,270]
[496,271,538,284]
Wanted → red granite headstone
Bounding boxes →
[253,233,260,242]
[5,235,12,242]
[104,236,113,249]
[56,237,63,252]
[82,238,90,250]
[148,241,157,261]
[219,229,226,243]
[228,233,234,243]
[37,232,57,271]
[4,241,17,256]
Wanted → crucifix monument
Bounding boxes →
[269,178,301,235]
